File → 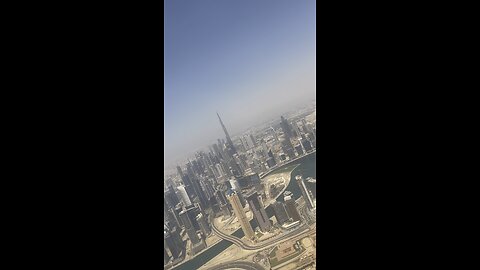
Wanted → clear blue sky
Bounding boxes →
[165,0,316,167]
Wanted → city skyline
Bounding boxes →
[164,0,316,167]
[164,1,316,268]
[163,103,317,268]
[164,102,315,173]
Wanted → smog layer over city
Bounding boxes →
[164,1,316,269]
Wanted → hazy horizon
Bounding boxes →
[164,0,316,168]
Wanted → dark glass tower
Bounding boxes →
[280,116,293,139]
[177,165,197,203]
[200,179,215,201]
[173,204,184,227]
[295,175,315,210]
[282,139,296,160]
[164,200,179,229]
[272,201,289,225]
[164,226,181,259]
[196,213,211,238]
[245,190,271,232]
[165,185,179,209]
[179,209,200,245]
[170,226,184,250]
[284,192,301,222]
[185,205,200,231]
[186,163,208,208]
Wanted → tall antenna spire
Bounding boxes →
[217,112,236,154]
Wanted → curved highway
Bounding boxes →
[204,261,264,270]
[210,214,312,250]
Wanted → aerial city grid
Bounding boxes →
[164,1,316,269]
[164,103,317,270]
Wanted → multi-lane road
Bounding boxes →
[208,221,315,270]
[204,261,265,270]
[211,215,313,251]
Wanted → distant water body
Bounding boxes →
[170,153,316,270]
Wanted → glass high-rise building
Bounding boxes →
[295,175,315,210]
[176,185,192,206]
[284,192,301,222]
[272,201,289,225]
[165,185,179,209]
[226,189,255,239]
[280,116,293,139]
[196,213,211,238]
[164,226,181,259]
[179,209,200,245]
[245,190,271,232]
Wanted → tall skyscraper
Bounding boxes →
[164,200,179,228]
[176,185,192,206]
[212,143,223,160]
[280,116,293,139]
[282,139,296,160]
[164,226,181,259]
[173,204,184,227]
[284,192,301,222]
[177,166,196,200]
[196,213,211,238]
[272,201,289,225]
[226,189,255,239]
[165,185,179,209]
[200,179,215,201]
[214,188,232,218]
[217,112,237,154]
[170,226,184,251]
[185,205,200,231]
[186,164,208,208]
[295,175,315,210]
[179,209,200,245]
[245,190,271,232]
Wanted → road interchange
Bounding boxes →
[210,214,314,251]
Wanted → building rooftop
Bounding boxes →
[225,188,235,196]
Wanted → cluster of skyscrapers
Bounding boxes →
[164,111,316,266]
